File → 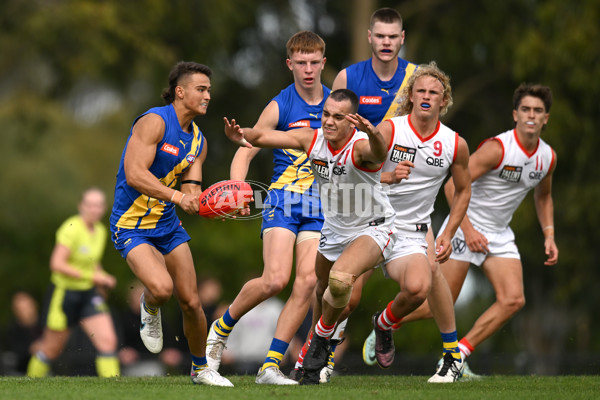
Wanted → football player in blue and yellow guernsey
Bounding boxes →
[206,31,330,385]
[110,61,233,387]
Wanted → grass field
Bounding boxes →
[2,375,599,400]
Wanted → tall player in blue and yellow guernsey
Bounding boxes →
[110,62,233,387]
[205,31,329,385]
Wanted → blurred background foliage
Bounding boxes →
[1,0,598,374]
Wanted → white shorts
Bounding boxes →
[379,230,428,278]
[439,216,520,267]
[318,222,397,263]
[385,230,428,262]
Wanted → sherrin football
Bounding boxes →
[198,180,253,218]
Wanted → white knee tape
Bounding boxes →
[323,270,356,308]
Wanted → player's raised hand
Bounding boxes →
[224,117,253,148]
[346,113,378,137]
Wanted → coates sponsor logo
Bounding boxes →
[161,143,179,156]
[289,120,311,128]
[360,96,382,105]
[186,154,196,164]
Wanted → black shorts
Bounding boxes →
[41,284,109,331]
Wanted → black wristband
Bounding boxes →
[181,180,202,186]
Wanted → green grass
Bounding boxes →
[1,375,599,400]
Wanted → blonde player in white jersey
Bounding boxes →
[223,89,397,385]
[367,62,471,383]
[393,83,558,377]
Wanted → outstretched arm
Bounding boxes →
[224,117,313,153]
[230,101,279,180]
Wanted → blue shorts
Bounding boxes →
[111,223,191,258]
[261,189,324,237]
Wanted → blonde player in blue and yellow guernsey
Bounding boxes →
[27,188,120,378]
[110,62,232,387]
[205,31,330,385]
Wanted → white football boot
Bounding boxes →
[428,353,464,383]
[190,367,233,387]
[255,366,299,385]
[139,293,163,354]
[206,320,228,371]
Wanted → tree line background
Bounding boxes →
[0,0,598,375]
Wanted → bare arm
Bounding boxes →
[534,150,558,265]
[178,141,207,214]
[124,114,182,203]
[444,138,503,253]
[224,117,314,152]
[436,137,471,262]
[332,69,348,91]
[230,101,279,180]
[346,113,388,167]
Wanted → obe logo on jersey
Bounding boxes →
[332,165,346,175]
[390,144,416,163]
[499,165,522,183]
[312,159,329,180]
[426,157,445,168]
[529,171,544,180]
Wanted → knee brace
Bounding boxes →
[323,270,356,308]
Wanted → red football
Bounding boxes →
[198,180,253,218]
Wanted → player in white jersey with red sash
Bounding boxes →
[298,8,419,382]
[368,63,471,382]
[223,89,399,385]
[395,83,558,377]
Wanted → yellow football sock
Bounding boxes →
[27,354,50,378]
[96,355,120,377]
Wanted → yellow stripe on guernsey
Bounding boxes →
[382,63,417,121]
[116,125,202,229]
[269,149,315,193]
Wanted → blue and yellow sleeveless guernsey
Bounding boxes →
[345,58,418,126]
[269,83,331,196]
[110,104,205,234]
[52,215,107,291]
